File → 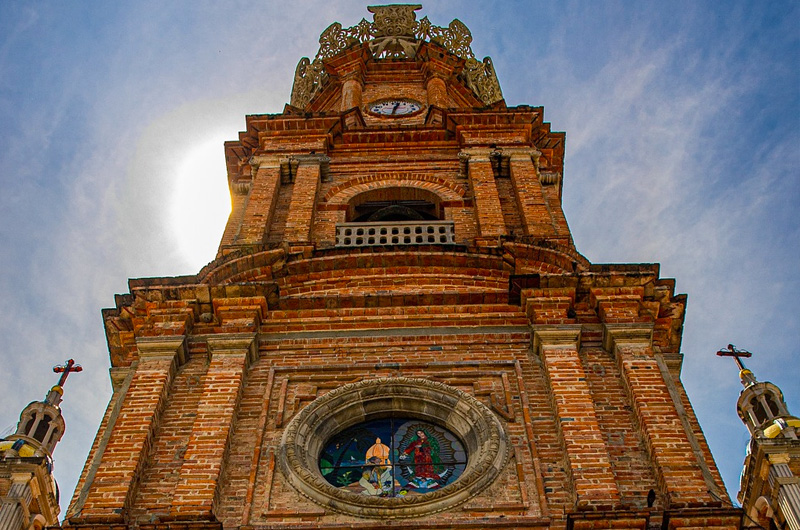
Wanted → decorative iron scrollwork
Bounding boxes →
[317,22,351,59]
[290,5,503,109]
[291,57,327,110]
[463,57,503,108]
[369,4,422,37]
[426,18,473,59]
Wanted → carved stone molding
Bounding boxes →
[279,377,510,518]
[279,157,299,184]
[232,179,251,195]
[532,325,582,354]
[489,148,509,178]
[135,335,187,365]
[539,171,561,185]
[108,366,133,393]
[249,155,282,169]
[291,6,503,109]
[278,154,331,184]
[602,323,654,355]
[506,147,543,174]
[206,333,258,365]
[457,151,470,179]
[460,147,492,162]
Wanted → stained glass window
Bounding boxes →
[319,418,467,497]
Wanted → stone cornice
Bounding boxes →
[135,335,187,365]
[532,325,582,354]
[602,323,654,354]
[206,332,258,366]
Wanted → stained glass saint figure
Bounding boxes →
[319,418,466,497]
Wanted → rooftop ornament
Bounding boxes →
[46,358,83,406]
[718,344,799,440]
[716,343,757,387]
[0,359,82,459]
[291,4,503,109]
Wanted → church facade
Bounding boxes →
[61,6,741,529]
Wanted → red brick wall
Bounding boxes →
[67,257,737,529]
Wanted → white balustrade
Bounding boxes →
[335,221,455,247]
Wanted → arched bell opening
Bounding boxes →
[737,381,793,437]
[749,394,781,425]
[346,187,442,223]
[336,186,456,248]
[26,414,53,443]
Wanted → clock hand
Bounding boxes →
[392,102,400,115]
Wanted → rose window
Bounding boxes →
[319,418,467,497]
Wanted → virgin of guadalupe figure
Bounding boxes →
[399,429,441,487]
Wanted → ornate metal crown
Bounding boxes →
[290,4,503,109]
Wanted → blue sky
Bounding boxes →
[1,1,797,516]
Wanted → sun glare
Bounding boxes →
[171,136,232,269]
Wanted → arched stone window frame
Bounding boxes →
[279,377,510,518]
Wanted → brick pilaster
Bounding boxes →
[341,76,363,111]
[604,325,716,508]
[170,334,257,520]
[535,327,621,510]
[235,157,281,245]
[75,336,185,523]
[465,148,506,239]
[541,176,572,241]
[218,179,251,255]
[508,149,558,238]
[213,296,268,333]
[283,157,321,244]
[426,75,448,108]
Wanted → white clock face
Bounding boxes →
[369,99,422,116]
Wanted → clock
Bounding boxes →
[368,99,423,116]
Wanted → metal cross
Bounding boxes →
[53,359,83,387]
[716,344,752,371]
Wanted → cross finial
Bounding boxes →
[52,358,82,388]
[716,344,757,387]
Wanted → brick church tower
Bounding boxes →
[64,5,741,529]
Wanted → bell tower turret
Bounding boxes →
[719,345,800,530]
[0,359,82,529]
[719,344,800,440]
